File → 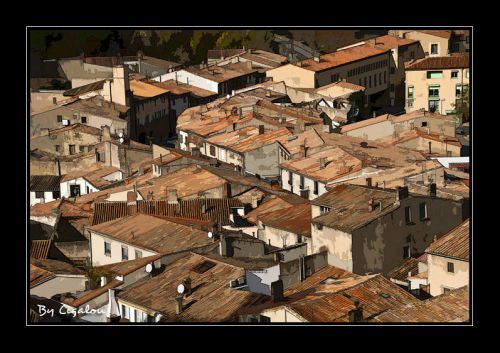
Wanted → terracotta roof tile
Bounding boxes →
[425,219,469,260]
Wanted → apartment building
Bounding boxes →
[405,53,470,115]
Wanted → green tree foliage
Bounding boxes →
[454,86,470,124]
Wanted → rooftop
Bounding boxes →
[63,79,106,97]
[117,252,263,321]
[373,286,469,322]
[130,79,169,98]
[244,195,295,224]
[280,147,363,183]
[186,62,258,83]
[88,213,214,254]
[293,45,389,72]
[65,96,129,121]
[257,203,312,237]
[61,164,122,189]
[100,254,163,276]
[376,128,462,148]
[149,80,217,98]
[405,53,469,70]
[206,126,291,153]
[311,184,399,232]
[30,258,85,288]
[386,257,420,283]
[364,35,418,50]
[136,165,227,200]
[410,30,452,39]
[425,219,469,260]
[280,129,325,156]
[30,175,62,191]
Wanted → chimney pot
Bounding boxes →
[319,157,327,169]
[175,295,183,314]
[167,188,179,204]
[366,177,372,187]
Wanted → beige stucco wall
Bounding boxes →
[31,130,102,156]
[280,168,327,200]
[31,276,88,299]
[403,32,449,57]
[405,68,469,114]
[261,307,306,322]
[30,91,66,113]
[257,223,312,253]
[396,136,461,156]
[427,254,469,296]
[266,64,315,88]
[311,225,353,272]
[345,120,395,140]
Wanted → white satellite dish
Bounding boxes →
[226,94,231,99]
[119,137,124,144]
[177,283,185,294]
[145,263,153,273]
[208,231,213,239]
[118,131,124,138]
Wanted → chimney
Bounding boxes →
[175,294,183,315]
[396,186,409,201]
[238,107,242,118]
[167,188,179,204]
[270,280,284,302]
[319,157,327,169]
[373,111,377,118]
[54,159,61,176]
[183,278,192,296]
[428,141,432,154]
[299,144,307,158]
[251,194,259,208]
[127,191,137,203]
[265,90,271,98]
[258,125,265,135]
[429,183,437,197]
[102,125,111,141]
[219,234,227,256]
[366,177,373,187]
[191,147,200,157]
[313,55,320,63]
[368,198,375,212]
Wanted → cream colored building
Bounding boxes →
[389,30,452,57]
[405,54,469,115]
[425,219,469,296]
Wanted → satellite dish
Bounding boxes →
[119,137,125,144]
[208,231,213,239]
[145,263,153,273]
[118,131,124,138]
[226,94,231,99]
[177,283,185,294]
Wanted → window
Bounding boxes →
[62,119,70,126]
[104,241,111,256]
[421,121,428,127]
[121,246,129,261]
[407,86,414,99]
[430,43,439,55]
[135,250,142,259]
[52,191,60,199]
[408,100,413,108]
[379,72,382,86]
[69,145,76,155]
[405,206,412,224]
[57,115,62,122]
[316,223,323,230]
[209,145,216,157]
[172,99,176,106]
[384,71,387,84]
[427,71,443,79]
[428,100,439,113]
[456,84,466,97]
[81,116,87,123]
[403,245,410,259]
[364,77,367,87]
[451,71,458,79]
[390,67,395,75]
[369,76,372,88]
[79,146,85,152]
[373,74,377,87]
[35,191,44,199]
[447,262,455,273]
[320,205,331,214]
[52,97,57,104]
[410,51,415,59]
[331,74,339,82]
[288,171,293,185]
[419,202,428,220]
[314,181,319,195]
[390,84,395,92]
[428,86,440,98]
[55,145,61,153]
[443,287,452,294]
[300,175,305,189]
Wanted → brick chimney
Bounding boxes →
[319,157,327,169]
[366,177,373,187]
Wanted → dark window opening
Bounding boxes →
[57,115,62,122]
[104,241,111,256]
[447,262,455,273]
[35,191,44,198]
[191,260,216,274]
[52,191,60,199]
[81,116,87,124]
[314,181,319,195]
[405,206,412,224]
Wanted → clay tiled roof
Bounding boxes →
[258,203,312,237]
[208,49,246,60]
[130,79,169,98]
[100,254,163,276]
[30,175,62,192]
[386,257,420,282]
[373,286,469,322]
[150,80,217,98]
[30,240,51,259]
[88,214,214,254]
[117,252,264,322]
[91,198,244,227]
[311,184,398,232]
[206,127,291,154]
[413,30,452,39]
[63,79,106,97]
[426,219,469,260]
[405,53,469,70]
[364,35,418,50]
[61,164,122,189]
[244,195,295,224]
[295,46,389,72]
[63,279,123,308]
[30,264,56,288]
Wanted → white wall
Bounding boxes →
[30,191,58,206]
[178,130,189,151]
[427,254,469,296]
[153,70,219,93]
[60,177,100,199]
[280,168,327,200]
[90,231,157,266]
[311,224,353,272]
[246,265,281,296]
[261,307,306,322]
